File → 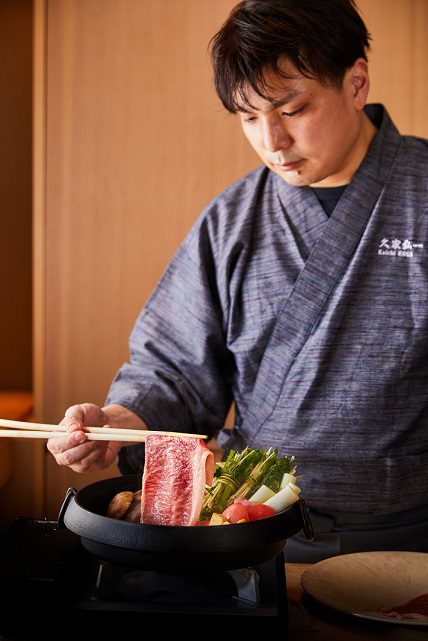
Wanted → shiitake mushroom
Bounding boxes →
[106,489,141,522]
[106,491,134,519]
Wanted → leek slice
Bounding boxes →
[248,484,276,503]
[280,473,297,489]
[289,481,301,495]
[263,483,300,512]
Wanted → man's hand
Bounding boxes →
[46,402,146,473]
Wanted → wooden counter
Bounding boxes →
[286,563,427,640]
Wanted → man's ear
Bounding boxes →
[347,58,370,110]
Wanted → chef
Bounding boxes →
[48,0,428,562]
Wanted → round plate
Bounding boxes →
[302,551,428,625]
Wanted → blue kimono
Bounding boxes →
[107,104,428,535]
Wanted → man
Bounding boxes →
[48,0,428,562]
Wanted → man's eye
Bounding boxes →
[282,107,305,118]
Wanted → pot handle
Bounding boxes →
[57,487,77,529]
[299,498,315,541]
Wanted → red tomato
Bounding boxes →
[194,520,210,526]
[246,503,277,521]
[222,502,249,523]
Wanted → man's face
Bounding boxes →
[237,59,371,188]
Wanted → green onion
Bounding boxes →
[258,456,296,494]
[227,448,279,504]
[199,447,263,519]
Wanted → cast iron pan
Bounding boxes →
[58,474,314,572]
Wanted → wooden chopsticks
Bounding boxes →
[0,418,207,442]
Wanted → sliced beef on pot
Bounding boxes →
[140,435,215,526]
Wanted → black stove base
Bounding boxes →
[0,518,289,640]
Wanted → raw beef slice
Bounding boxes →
[140,435,215,526]
[378,593,428,620]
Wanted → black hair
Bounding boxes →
[210,0,371,112]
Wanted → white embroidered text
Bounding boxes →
[378,238,424,258]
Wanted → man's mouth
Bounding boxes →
[274,159,303,171]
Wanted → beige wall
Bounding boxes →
[0,0,425,520]
[359,0,428,136]
[36,0,259,515]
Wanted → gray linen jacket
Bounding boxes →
[107,104,428,514]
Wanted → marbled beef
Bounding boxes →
[378,593,428,620]
[140,435,215,526]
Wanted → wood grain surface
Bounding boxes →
[33,0,428,516]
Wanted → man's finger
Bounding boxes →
[47,430,87,455]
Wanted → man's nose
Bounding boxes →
[262,118,292,152]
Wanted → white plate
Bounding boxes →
[301,551,428,625]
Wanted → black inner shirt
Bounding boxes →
[311,184,348,216]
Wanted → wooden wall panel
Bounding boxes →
[40,0,259,515]
[35,0,428,516]
[43,0,254,417]
[358,0,428,137]
[0,0,33,390]
[0,0,39,527]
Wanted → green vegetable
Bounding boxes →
[227,448,279,504]
[213,462,224,478]
[199,447,263,519]
[259,456,296,494]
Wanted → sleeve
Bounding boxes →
[105,211,235,440]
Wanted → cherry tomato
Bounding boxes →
[246,503,277,521]
[222,502,249,523]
